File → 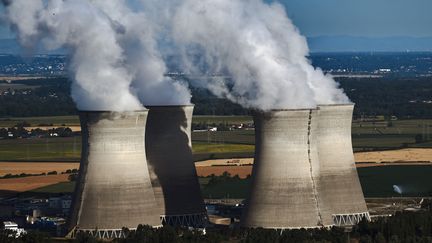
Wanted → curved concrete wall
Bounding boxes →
[241,109,322,229]
[145,106,207,227]
[69,111,160,234]
[316,104,369,226]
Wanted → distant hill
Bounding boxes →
[0,38,21,54]
[0,38,66,55]
[0,36,431,55]
[308,36,432,53]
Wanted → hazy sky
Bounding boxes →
[276,0,432,37]
[0,0,431,38]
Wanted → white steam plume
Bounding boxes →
[90,0,191,106]
[2,0,191,110]
[171,0,350,110]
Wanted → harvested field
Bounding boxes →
[354,148,432,163]
[0,162,79,176]
[196,165,252,179]
[195,158,253,167]
[0,174,70,193]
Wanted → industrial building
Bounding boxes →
[145,105,207,227]
[316,104,370,226]
[241,109,323,229]
[68,111,161,238]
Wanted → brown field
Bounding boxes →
[0,174,70,193]
[195,158,253,167]
[196,165,252,178]
[0,148,429,196]
[0,162,79,176]
[354,148,432,163]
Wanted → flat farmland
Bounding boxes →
[196,165,252,179]
[0,174,71,194]
[192,115,252,124]
[0,137,81,161]
[355,148,432,163]
[0,115,79,127]
[0,162,79,176]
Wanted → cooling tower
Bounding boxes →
[68,111,161,238]
[316,104,369,226]
[145,105,207,228]
[242,109,324,229]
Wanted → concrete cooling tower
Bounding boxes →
[316,104,369,226]
[68,111,161,238]
[241,109,324,229]
[145,105,207,228]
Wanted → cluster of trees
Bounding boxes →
[0,78,75,117]
[2,208,432,242]
[352,209,432,243]
[339,77,432,119]
[1,169,78,180]
[0,126,74,139]
[205,172,248,187]
[2,76,432,118]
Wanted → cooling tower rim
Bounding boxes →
[317,103,355,107]
[144,104,195,108]
[77,109,149,113]
[254,108,318,113]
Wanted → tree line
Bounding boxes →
[3,206,432,242]
[2,77,432,118]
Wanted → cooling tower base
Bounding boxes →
[68,225,164,239]
[333,212,370,226]
[68,228,130,239]
[161,213,208,228]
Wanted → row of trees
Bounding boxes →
[3,77,432,118]
[2,207,432,242]
[0,126,74,139]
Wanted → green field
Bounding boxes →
[0,115,79,127]
[358,165,432,197]
[0,137,81,161]
[28,165,432,199]
[31,181,76,194]
[1,116,432,161]
[200,165,432,199]
[192,115,252,124]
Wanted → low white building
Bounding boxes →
[2,221,26,237]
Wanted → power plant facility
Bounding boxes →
[65,105,369,236]
[145,105,207,227]
[241,109,323,229]
[316,104,370,226]
[68,111,161,238]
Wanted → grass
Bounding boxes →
[1,116,432,162]
[197,165,432,199]
[0,115,79,127]
[358,165,432,197]
[30,181,76,194]
[192,116,252,124]
[200,178,251,199]
[13,165,432,199]
[192,130,255,145]
[192,142,254,154]
[0,137,81,161]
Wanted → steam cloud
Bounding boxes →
[1,0,191,110]
[2,0,349,111]
[171,0,349,110]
